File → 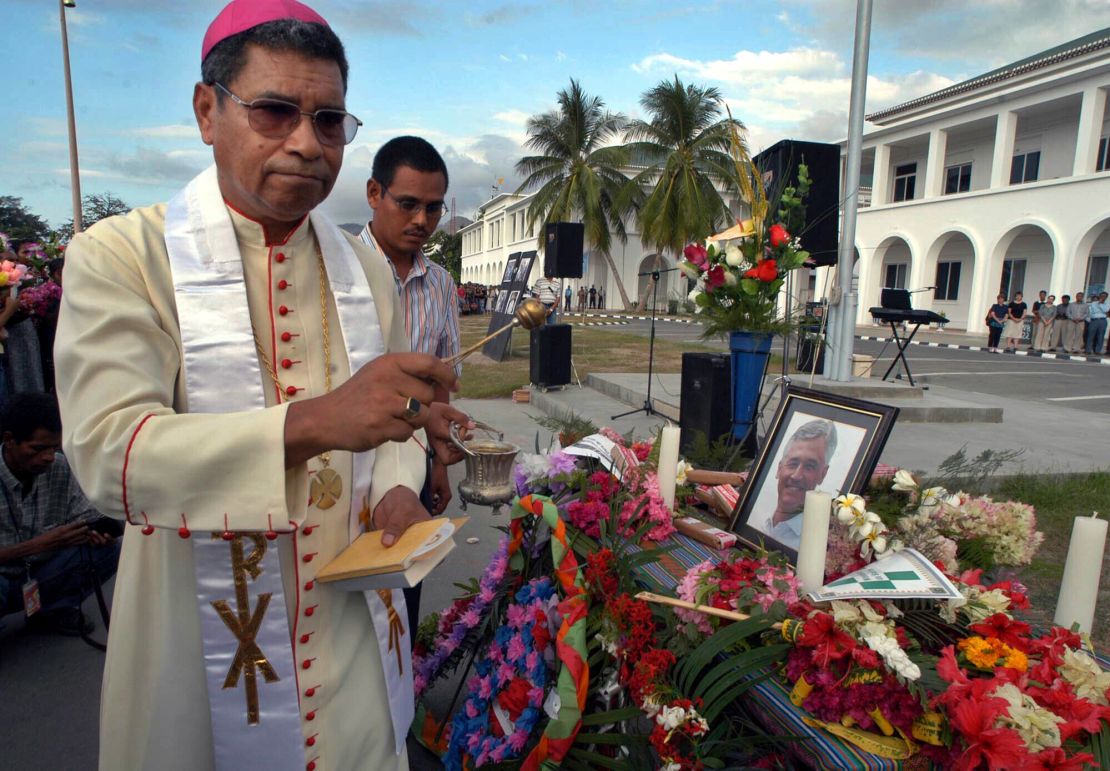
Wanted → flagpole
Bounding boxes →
[830,0,872,381]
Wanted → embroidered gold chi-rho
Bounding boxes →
[210,534,280,724]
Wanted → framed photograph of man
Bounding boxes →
[501,256,519,285]
[505,290,520,313]
[729,386,898,562]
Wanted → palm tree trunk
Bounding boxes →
[598,248,633,310]
[636,254,664,311]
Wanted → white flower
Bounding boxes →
[658,704,688,731]
[919,486,950,510]
[675,459,691,486]
[891,469,917,492]
[994,683,1064,752]
[1059,649,1110,705]
[834,493,867,524]
[724,243,746,268]
[661,764,682,771]
[864,634,921,681]
[679,261,701,280]
[722,269,738,286]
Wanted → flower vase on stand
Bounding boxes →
[729,330,772,441]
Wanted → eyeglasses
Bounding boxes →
[380,185,448,218]
[214,82,362,146]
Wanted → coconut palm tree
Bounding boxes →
[515,79,635,310]
[623,76,745,307]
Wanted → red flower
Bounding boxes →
[683,243,708,269]
[970,613,1032,651]
[743,259,778,282]
[497,677,533,720]
[1027,747,1094,771]
[768,224,790,248]
[948,697,1027,771]
[532,613,551,652]
[796,612,855,667]
[705,265,726,290]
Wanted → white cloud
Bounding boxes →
[634,46,957,145]
[128,124,200,140]
[499,54,511,63]
[555,51,567,62]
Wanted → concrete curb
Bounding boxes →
[854,334,1110,365]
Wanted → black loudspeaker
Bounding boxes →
[679,353,732,455]
[753,139,841,267]
[530,324,572,388]
[543,222,584,278]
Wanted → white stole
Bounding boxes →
[164,165,412,766]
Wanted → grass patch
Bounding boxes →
[456,314,718,399]
[991,472,1110,650]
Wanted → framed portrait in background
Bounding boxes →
[729,386,898,562]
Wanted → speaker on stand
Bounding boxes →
[544,222,585,278]
[679,352,758,460]
[530,324,572,390]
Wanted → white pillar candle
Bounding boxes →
[1054,512,1108,633]
[657,425,681,512]
[796,491,832,593]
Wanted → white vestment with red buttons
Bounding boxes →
[54,166,425,771]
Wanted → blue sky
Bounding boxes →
[4,0,1109,230]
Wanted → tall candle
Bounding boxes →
[657,425,681,511]
[796,491,832,593]
[1054,512,1108,633]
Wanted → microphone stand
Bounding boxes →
[613,267,679,420]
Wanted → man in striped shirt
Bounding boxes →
[360,136,461,517]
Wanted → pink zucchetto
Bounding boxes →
[202,0,329,62]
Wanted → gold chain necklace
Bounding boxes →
[253,243,343,510]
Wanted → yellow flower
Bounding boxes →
[959,636,1001,669]
[1003,649,1028,672]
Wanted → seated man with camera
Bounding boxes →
[0,393,120,635]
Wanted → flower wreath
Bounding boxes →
[413,535,510,697]
[443,578,555,769]
[509,493,590,770]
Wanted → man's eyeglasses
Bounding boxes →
[381,185,448,218]
[214,82,362,147]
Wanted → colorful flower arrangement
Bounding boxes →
[680,155,814,338]
[826,470,1044,578]
[413,536,510,697]
[674,555,801,636]
[18,280,62,318]
[0,259,29,289]
[444,577,556,770]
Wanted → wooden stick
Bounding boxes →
[636,591,751,622]
[443,318,519,367]
[685,469,746,486]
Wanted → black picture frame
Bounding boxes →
[728,386,899,563]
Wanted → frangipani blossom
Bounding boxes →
[891,469,918,492]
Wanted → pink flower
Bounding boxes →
[477,675,493,699]
[705,264,726,290]
[506,633,527,663]
[508,729,530,752]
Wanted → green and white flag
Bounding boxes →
[808,548,962,603]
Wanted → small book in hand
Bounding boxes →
[316,516,468,591]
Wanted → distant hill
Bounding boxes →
[339,222,363,236]
[439,215,472,233]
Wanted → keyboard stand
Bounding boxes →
[879,321,924,386]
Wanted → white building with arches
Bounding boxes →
[845,27,1110,334]
[458,192,687,311]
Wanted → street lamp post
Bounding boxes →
[59,0,83,233]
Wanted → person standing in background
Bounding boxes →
[1002,291,1026,353]
[1067,291,1088,353]
[1085,291,1109,355]
[1051,295,1071,352]
[1032,294,1055,353]
[986,294,1008,353]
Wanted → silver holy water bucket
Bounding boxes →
[451,422,520,511]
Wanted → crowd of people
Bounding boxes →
[986,288,1110,355]
[0,237,64,405]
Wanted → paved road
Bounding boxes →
[595,316,1110,416]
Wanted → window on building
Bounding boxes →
[1097,137,1109,173]
[934,261,961,301]
[1009,151,1040,184]
[944,163,972,194]
[884,263,908,289]
[1087,254,1109,296]
[892,163,917,202]
[1000,258,1027,298]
